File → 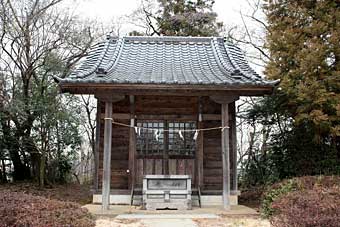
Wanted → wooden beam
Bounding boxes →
[210,95,239,104]
[128,96,136,190]
[221,103,230,210]
[100,113,222,121]
[60,82,276,97]
[202,114,221,121]
[62,88,273,96]
[95,93,125,102]
[102,102,112,210]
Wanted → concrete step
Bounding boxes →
[94,194,238,206]
[116,214,219,219]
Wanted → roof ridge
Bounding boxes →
[210,37,234,84]
[213,39,237,74]
[71,41,110,79]
[199,38,224,84]
[102,38,125,75]
[121,36,224,43]
[223,43,260,81]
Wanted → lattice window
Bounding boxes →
[168,122,196,156]
[136,121,164,156]
[136,121,196,157]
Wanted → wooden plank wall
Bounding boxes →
[98,98,130,189]
[203,120,222,190]
[97,95,234,191]
[135,159,195,187]
[135,96,198,115]
[201,97,223,191]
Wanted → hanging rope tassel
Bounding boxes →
[154,129,160,141]
[193,130,199,140]
[134,126,138,134]
[179,130,184,140]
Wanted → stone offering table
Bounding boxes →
[143,175,192,210]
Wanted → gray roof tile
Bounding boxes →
[56,36,278,86]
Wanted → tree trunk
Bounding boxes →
[1,117,29,181]
[39,153,45,187]
[335,136,340,165]
[8,136,29,181]
[1,159,7,183]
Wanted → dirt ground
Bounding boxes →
[0,182,93,205]
[194,217,270,227]
[95,216,270,227]
[0,183,269,227]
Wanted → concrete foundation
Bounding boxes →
[93,194,239,206]
[83,204,259,217]
[198,195,238,206]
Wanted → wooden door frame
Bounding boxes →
[134,119,198,186]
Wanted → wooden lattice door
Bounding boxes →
[135,121,197,187]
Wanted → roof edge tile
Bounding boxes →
[123,36,224,43]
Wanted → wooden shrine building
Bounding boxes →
[55,36,278,210]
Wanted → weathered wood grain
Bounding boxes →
[221,102,230,210]
[97,95,237,196]
[102,102,113,210]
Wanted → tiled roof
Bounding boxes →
[55,36,279,87]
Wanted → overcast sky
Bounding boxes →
[73,0,254,35]
[68,0,265,74]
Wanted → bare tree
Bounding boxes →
[127,0,160,36]
[0,0,97,185]
[80,95,96,184]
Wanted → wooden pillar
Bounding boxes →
[95,94,124,210]
[163,121,169,175]
[94,100,101,191]
[128,95,136,190]
[197,97,204,188]
[230,102,238,192]
[221,103,230,210]
[102,101,113,210]
[210,95,238,210]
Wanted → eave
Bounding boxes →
[57,82,276,96]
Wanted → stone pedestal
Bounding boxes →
[143,175,192,210]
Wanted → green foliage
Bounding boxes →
[240,154,280,187]
[132,0,223,36]
[48,153,74,184]
[269,122,340,178]
[24,53,83,184]
[240,1,340,187]
[264,0,340,138]
[261,178,297,218]
[0,0,94,184]
[156,0,223,36]
[240,93,340,188]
